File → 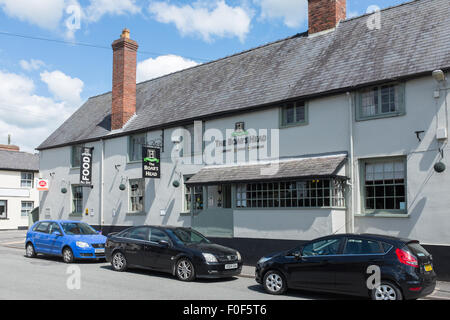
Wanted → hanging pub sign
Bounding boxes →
[80,147,94,187]
[142,147,160,179]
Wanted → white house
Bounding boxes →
[0,145,39,230]
[37,0,450,278]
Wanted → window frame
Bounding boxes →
[21,201,34,217]
[0,200,7,219]
[20,172,34,188]
[128,133,147,163]
[183,176,204,213]
[128,178,145,214]
[71,185,83,215]
[279,100,308,128]
[342,237,384,255]
[359,156,407,215]
[355,83,406,121]
[71,144,84,168]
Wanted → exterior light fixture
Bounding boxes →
[119,183,126,191]
[432,69,445,82]
[61,187,67,194]
[434,162,446,173]
[172,180,180,188]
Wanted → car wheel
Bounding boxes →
[111,251,127,272]
[25,243,36,258]
[176,258,195,282]
[62,247,74,264]
[371,281,403,300]
[263,270,287,295]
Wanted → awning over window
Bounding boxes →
[185,155,347,185]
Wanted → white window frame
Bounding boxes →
[129,179,145,213]
[71,185,83,214]
[21,172,34,188]
[21,201,34,217]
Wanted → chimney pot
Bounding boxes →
[308,0,346,34]
[111,28,138,130]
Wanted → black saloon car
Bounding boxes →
[105,226,242,281]
[255,234,436,300]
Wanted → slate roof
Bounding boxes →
[185,155,347,185]
[0,150,39,172]
[37,0,450,151]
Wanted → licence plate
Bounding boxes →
[225,263,238,270]
[95,248,105,254]
[424,264,433,272]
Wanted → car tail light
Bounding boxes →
[396,248,419,268]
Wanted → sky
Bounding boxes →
[0,0,407,153]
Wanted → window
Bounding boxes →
[71,185,83,214]
[35,221,50,233]
[302,238,342,256]
[21,201,34,217]
[357,83,405,120]
[362,157,406,213]
[0,200,7,219]
[126,227,149,241]
[236,178,346,209]
[21,172,34,188]
[150,228,170,243]
[280,101,307,127]
[128,134,146,162]
[343,238,383,255]
[184,176,203,212]
[129,179,144,213]
[71,144,84,168]
[48,222,62,235]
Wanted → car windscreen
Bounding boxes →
[61,223,97,235]
[169,229,211,245]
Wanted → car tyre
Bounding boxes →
[111,251,128,272]
[62,247,74,264]
[263,270,287,295]
[25,243,36,258]
[371,281,403,300]
[176,258,195,282]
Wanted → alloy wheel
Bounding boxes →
[26,244,35,258]
[374,284,397,300]
[265,272,284,293]
[177,259,193,281]
[112,252,126,271]
[63,248,73,263]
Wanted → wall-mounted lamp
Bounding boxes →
[60,179,68,194]
[434,161,446,173]
[172,180,180,188]
[432,69,446,82]
[119,176,127,191]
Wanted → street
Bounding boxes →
[0,231,449,300]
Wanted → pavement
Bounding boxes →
[0,230,449,300]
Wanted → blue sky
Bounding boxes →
[0,0,407,152]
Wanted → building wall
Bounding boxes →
[39,75,450,246]
[0,170,39,230]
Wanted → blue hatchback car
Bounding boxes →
[25,220,107,263]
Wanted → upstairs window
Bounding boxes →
[280,101,307,127]
[21,172,34,188]
[71,144,84,168]
[128,134,146,162]
[356,83,405,120]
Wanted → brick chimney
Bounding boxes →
[308,0,346,34]
[0,144,20,151]
[111,28,138,130]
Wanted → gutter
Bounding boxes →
[346,92,355,233]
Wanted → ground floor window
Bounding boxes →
[21,201,34,217]
[236,178,346,209]
[184,176,203,212]
[0,200,7,219]
[71,185,83,214]
[361,157,406,213]
[129,179,145,213]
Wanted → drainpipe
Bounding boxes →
[347,92,355,233]
[100,139,105,233]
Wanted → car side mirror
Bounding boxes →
[158,240,170,247]
[53,231,62,237]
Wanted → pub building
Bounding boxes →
[37,0,450,278]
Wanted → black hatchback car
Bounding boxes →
[105,226,242,281]
[256,233,436,300]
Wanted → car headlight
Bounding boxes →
[76,241,90,248]
[257,256,271,265]
[202,253,218,263]
[236,251,242,261]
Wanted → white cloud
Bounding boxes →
[254,0,307,28]
[0,70,82,152]
[84,0,141,22]
[137,55,199,82]
[149,0,252,42]
[19,59,45,72]
[0,0,66,30]
[40,70,84,106]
